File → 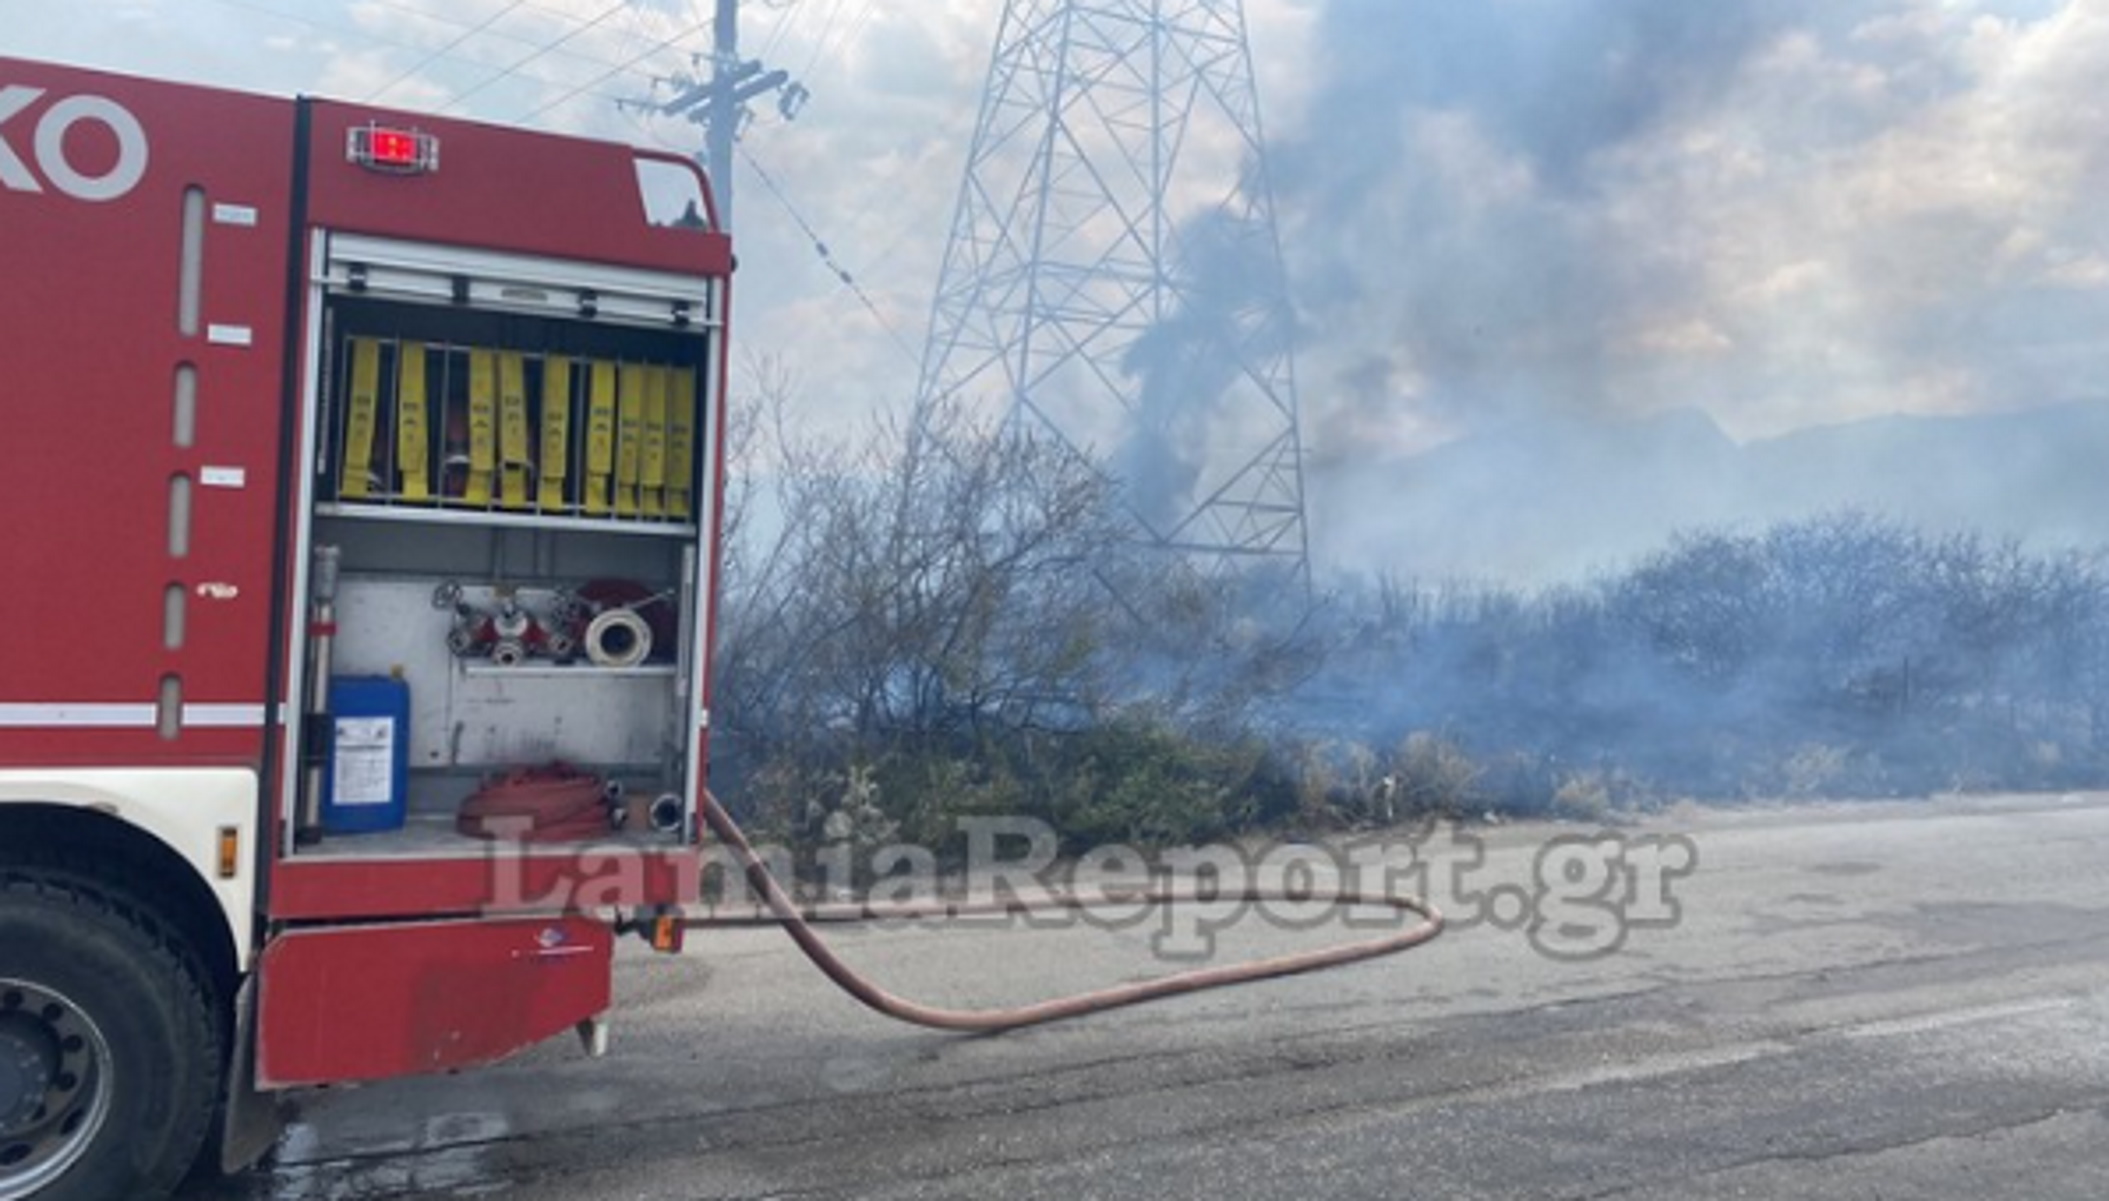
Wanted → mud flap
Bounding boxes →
[219,975,286,1174]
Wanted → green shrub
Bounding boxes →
[1044,720,1262,848]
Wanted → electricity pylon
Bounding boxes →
[916,0,1309,586]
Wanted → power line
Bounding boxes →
[200,0,518,60]
[347,0,661,79]
[365,0,533,102]
[608,2,682,93]
[198,0,641,112]
[439,0,634,113]
[247,0,604,61]
[792,0,846,77]
[799,0,861,77]
[826,1,881,77]
[755,0,803,59]
[517,17,714,124]
[738,142,922,369]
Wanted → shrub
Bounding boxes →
[1388,732,1485,817]
[1046,720,1263,849]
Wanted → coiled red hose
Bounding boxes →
[691,790,1445,1033]
[456,764,612,842]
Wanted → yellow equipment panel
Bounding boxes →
[464,350,497,506]
[583,359,617,515]
[615,362,645,517]
[667,368,697,519]
[640,364,669,518]
[539,356,572,511]
[396,342,431,502]
[341,338,381,499]
[498,352,531,510]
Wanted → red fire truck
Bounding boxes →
[0,56,727,1199]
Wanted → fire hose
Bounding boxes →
[456,764,622,843]
[684,790,1446,1033]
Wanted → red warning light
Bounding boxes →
[370,129,418,167]
[348,124,440,174]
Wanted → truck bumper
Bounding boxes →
[256,915,613,1089]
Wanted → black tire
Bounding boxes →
[0,869,222,1201]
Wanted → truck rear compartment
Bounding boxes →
[285,244,716,866]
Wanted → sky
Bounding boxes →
[7,0,2107,573]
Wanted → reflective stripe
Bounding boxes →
[185,704,270,728]
[0,703,268,728]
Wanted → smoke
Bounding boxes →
[1116,205,1296,534]
[1283,511,2109,806]
[965,0,2109,582]
[1307,0,1819,196]
[1262,0,2109,575]
[1109,2,2109,807]
[1276,0,1824,437]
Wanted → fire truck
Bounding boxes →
[0,56,727,1199]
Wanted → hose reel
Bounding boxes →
[583,608,652,668]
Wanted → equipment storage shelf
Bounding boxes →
[314,502,698,539]
[295,815,680,862]
[457,662,677,679]
[314,295,709,530]
[289,255,716,861]
[306,515,697,856]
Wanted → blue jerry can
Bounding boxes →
[322,676,410,833]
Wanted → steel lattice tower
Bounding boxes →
[917,0,1308,584]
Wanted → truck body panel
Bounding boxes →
[0,57,733,1157]
[0,58,292,768]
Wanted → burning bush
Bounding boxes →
[715,372,2109,843]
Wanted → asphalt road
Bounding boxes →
[187,792,2109,1200]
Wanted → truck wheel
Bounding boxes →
[0,870,220,1201]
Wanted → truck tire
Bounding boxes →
[0,869,221,1201]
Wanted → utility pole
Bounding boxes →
[646,0,808,232]
[708,0,740,226]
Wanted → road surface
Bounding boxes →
[187,792,2109,1199]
